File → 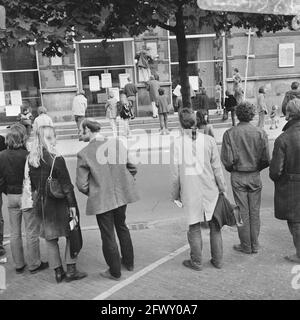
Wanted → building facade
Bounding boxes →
[0,26,299,123]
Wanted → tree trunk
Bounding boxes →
[175,6,191,109]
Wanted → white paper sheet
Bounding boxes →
[5,105,21,117]
[108,87,120,102]
[89,76,100,92]
[189,76,199,91]
[119,73,130,89]
[50,55,63,66]
[64,71,76,86]
[10,90,22,106]
[101,73,112,88]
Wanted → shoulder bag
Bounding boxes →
[46,156,65,199]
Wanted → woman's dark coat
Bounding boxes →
[270,119,300,222]
[29,150,78,240]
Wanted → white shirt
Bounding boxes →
[33,114,54,132]
[72,94,87,116]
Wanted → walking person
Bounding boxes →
[124,77,137,118]
[0,124,48,273]
[257,86,268,129]
[193,87,210,122]
[119,92,132,137]
[28,126,87,283]
[281,81,300,116]
[270,99,300,263]
[224,90,237,126]
[17,107,33,137]
[105,90,118,137]
[0,134,6,257]
[32,107,53,133]
[215,84,222,115]
[77,119,139,280]
[72,90,87,135]
[221,101,270,254]
[147,75,160,118]
[232,68,244,105]
[157,88,169,135]
[171,109,226,270]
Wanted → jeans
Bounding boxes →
[152,102,158,117]
[75,115,85,131]
[45,237,76,269]
[159,113,168,131]
[287,221,300,258]
[187,218,223,267]
[96,205,133,278]
[231,172,262,252]
[7,194,41,270]
[0,194,4,248]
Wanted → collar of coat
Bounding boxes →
[282,119,300,132]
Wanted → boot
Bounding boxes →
[65,264,87,282]
[54,265,66,283]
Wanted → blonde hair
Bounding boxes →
[28,126,57,168]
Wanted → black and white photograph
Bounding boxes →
[0,0,300,307]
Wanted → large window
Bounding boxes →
[0,46,41,116]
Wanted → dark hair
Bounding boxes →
[179,108,196,129]
[225,90,231,96]
[291,81,299,90]
[5,123,27,149]
[158,88,164,95]
[196,109,208,127]
[234,68,239,73]
[258,86,265,94]
[81,119,101,133]
[236,101,256,122]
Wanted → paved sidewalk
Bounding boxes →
[0,207,299,300]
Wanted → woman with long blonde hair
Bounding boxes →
[28,126,87,283]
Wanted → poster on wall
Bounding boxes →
[189,76,199,91]
[97,93,108,104]
[10,90,22,106]
[89,76,100,91]
[101,73,112,88]
[108,87,120,101]
[279,43,295,67]
[64,71,76,86]
[146,42,158,59]
[5,105,21,117]
[50,55,63,66]
[0,91,5,106]
[119,73,130,88]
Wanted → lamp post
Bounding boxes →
[0,5,5,30]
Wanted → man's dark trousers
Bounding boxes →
[287,221,300,258]
[96,205,134,278]
[0,194,4,250]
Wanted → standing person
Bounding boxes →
[281,81,300,116]
[76,119,139,280]
[215,84,222,115]
[196,109,214,138]
[157,88,169,135]
[0,124,48,273]
[224,90,237,126]
[269,105,279,130]
[171,109,226,270]
[221,101,270,254]
[17,107,33,137]
[270,99,300,263]
[124,77,137,118]
[193,87,210,122]
[72,90,87,133]
[257,86,268,129]
[28,126,87,283]
[0,134,6,257]
[32,107,54,133]
[147,75,160,118]
[232,68,244,105]
[105,91,118,137]
[119,92,132,137]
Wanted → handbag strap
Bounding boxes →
[48,155,56,180]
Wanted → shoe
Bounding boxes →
[233,244,252,254]
[30,261,49,274]
[100,269,121,281]
[121,259,134,271]
[210,259,223,269]
[0,246,6,257]
[65,263,87,282]
[16,264,27,274]
[284,254,300,264]
[54,265,66,283]
[182,259,202,271]
[252,249,258,254]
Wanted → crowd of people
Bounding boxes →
[0,72,300,286]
